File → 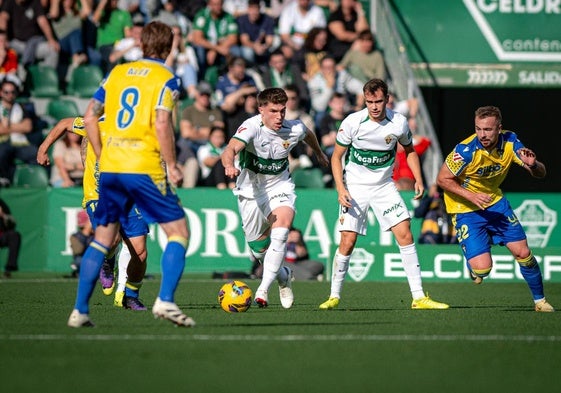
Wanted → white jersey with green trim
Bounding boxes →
[232,114,307,198]
[337,107,412,186]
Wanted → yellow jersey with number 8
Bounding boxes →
[93,58,180,175]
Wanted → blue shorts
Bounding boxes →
[94,173,185,227]
[86,200,149,238]
[454,197,526,260]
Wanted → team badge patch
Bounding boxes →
[384,135,394,145]
[453,152,464,162]
[282,139,290,149]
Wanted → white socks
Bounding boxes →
[116,242,131,292]
[329,250,350,299]
[399,243,425,299]
[257,227,289,293]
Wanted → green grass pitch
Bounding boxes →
[1,273,560,393]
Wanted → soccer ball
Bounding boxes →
[218,280,253,313]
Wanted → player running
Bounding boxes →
[437,105,554,312]
[221,87,328,309]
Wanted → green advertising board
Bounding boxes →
[391,0,561,87]
[1,188,560,283]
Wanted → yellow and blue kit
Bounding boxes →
[442,130,527,259]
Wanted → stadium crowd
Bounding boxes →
[0,0,426,189]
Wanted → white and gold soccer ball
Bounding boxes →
[218,280,253,313]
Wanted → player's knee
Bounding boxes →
[516,253,536,268]
[472,267,491,278]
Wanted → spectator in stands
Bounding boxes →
[191,0,238,79]
[108,21,143,66]
[177,81,224,188]
[307,54,363,127]
[317,92,348,158]
[152,0,191,37]
[215,56,257,136]
[0,197,21,278]
[49,0,90,84]
[292,26,328,81]
[224,92,257,141]
[179,80,224,153]
[233,0,275,67]
[284,226,324,280]
[413,183,457,245]
[88,0,132,74]
[0,0,60,80]
[0,29,19,78]
[69,209,94,277]
[338,29,386,83]
[197,125,235,188]
[166,24,198,99]
[261,49,309,106]
[326,0,369,62]
[0,78,37,185]
[50,131,84,187]
[278,0,326,59]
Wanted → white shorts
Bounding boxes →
[337,181,410,235]
[237,182,297,242]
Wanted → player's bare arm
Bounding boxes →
[221,138,245,179]
[403,143,425,199]
[517,148,546,178]
[155,108,182,186]
[84,99,104,159]
[331,143,352,208]
[436,163,492,210]
[303,129,329,167]
[37,117,75,166]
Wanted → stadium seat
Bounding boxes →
[66,65,104,98]
[25,65,63,98]
[291,168,325,188]
[46,98,81,122]
[12,164,50,188]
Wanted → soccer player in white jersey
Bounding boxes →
[222,87,329,308]
[319,78,449,310]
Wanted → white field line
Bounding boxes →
[2,334,561,342]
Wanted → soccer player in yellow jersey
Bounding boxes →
[37,117,149,310]
[68,21,195,327]
[437,105,554,312]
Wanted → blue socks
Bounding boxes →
[74,241,108,313]
[158,239,187,302]
[518,256,545,301]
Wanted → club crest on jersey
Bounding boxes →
[452,152,464,162]
[384,135,394,145]
[282,139,290,149]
